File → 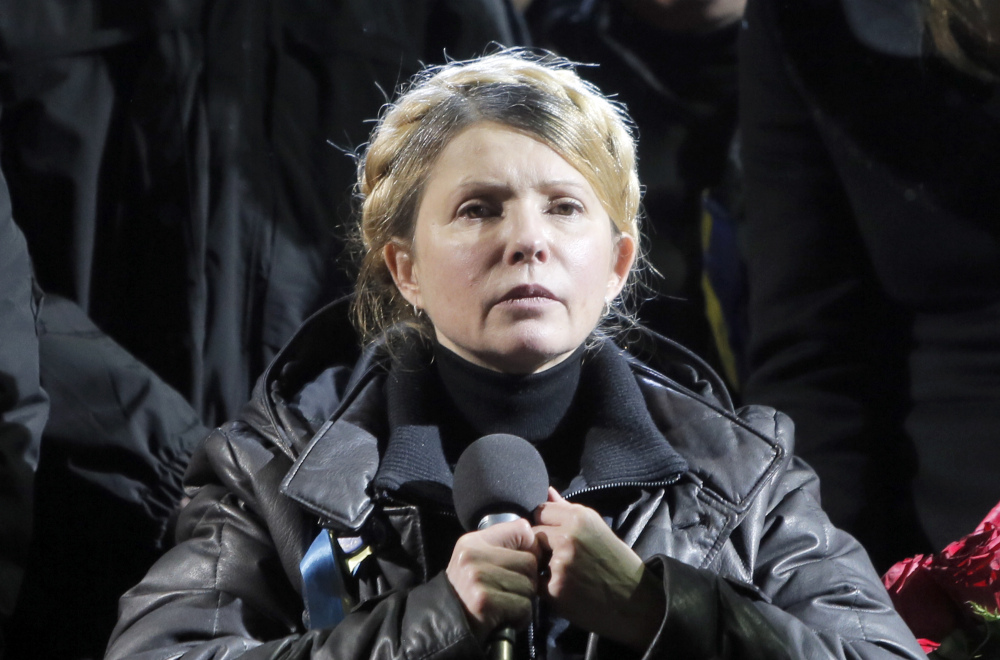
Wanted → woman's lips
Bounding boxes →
[495,284,559,307]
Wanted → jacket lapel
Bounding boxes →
[280,377,385,531]
[633,375,785,575]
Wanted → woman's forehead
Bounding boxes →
[427,123,595,191]
[427,124,617,213]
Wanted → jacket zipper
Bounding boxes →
[563,473,684,501]
[372,473,685,518]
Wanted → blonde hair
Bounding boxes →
[926,0,1000,80]
[351,49,642,344]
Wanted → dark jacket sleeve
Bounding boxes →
[0,162,49,645]
[104,424,483,660]
[747,455,924,659]
[650,469,922,659]
[635,411,924,660]
[737,0,919,571]
[1,295,208,660]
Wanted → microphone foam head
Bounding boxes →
[453,433,549,531]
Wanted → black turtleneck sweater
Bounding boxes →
[431,343,587,490]
[372,337,688,510]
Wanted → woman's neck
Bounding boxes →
[432,342,585,444]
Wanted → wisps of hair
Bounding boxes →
[349,47,643,345]
[926,0,1000,80]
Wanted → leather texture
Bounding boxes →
[105,303,925,660]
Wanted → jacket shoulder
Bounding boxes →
[621,326,735,411]
[235,297,374,458]
[634,355,794,513]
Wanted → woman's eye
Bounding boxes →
[550,200,583,216]
[458,202,497,219]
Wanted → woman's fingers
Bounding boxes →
[449,545,539,597]
[533,499,664,651]
[450,573,536,634]
[535,499,637,598]
[477,516,540,553]
[445,518,540,642]
[445,498,664,650]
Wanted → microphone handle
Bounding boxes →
[476,512,528,659]
[488,626,517,660]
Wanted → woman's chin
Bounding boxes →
[437,320,589,374]
[477,338,581,374]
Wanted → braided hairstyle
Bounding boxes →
[351,49,642,344]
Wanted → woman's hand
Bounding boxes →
[445,518,541,643]
[533,488,666,651]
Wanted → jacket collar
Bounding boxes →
[240,296,366,459]
[280,332,782,533]
[637,371,784,515]
[370,338,689,509]
[279,376,386,530]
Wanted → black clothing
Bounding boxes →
[0,0,521,426]
[436,343,585,487]
[375,340,686,660]
[105,302,924,660]
[5,296,207,660]
[0,162,48,657]
[374,340,687,510]
[739,0,1000,570]
[433,342,583,444]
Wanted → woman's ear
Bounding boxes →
[607,233,637,299]
[384,241,422,308]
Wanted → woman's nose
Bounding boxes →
[504,209,549,265]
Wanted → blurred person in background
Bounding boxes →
[526,0,749,390]
[740,0,1000,572]
[0,0,525,427]
[0,159,48,660]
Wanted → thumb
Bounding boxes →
[479,518,538,553]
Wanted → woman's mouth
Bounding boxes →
[495,284,559,307]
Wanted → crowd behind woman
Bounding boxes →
[0,0,997,658]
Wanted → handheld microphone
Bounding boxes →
[453,434,549,660]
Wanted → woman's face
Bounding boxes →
[385,122,635,374]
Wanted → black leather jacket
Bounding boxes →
[105,305,924,660]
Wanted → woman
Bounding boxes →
[105,51,923,659]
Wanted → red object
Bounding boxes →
[883,554,962,642]
[938,521,1000,612]
[883,501,1000,648]
[917,639,941,654]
